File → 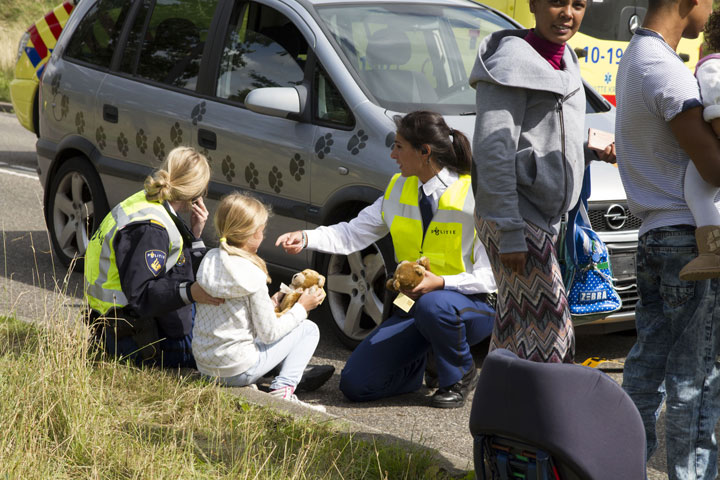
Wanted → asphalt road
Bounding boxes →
[0,111,677,478]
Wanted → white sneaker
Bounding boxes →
[269,386,326,413]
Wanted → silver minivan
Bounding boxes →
[36,0,637,348]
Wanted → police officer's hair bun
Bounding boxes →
[145,147,210,203]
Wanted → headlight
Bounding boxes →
[16,32,30,63]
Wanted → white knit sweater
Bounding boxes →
[192,248,307,378]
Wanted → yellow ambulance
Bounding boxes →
[10,1,76,134]
[483,0,704,105]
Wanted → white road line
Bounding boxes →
[0,167,38,180]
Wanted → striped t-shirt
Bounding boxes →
[615,29,706,236]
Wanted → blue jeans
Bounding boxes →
[216,320,320,390]
[623,225,720,480]
[339,290,495,402]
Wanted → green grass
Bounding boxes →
[0,314,466,479]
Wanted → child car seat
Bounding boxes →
[469,349,646,480]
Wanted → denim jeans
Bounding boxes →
[622,225,720,480]
[216,319,319,390]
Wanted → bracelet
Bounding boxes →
[301,231,308,249]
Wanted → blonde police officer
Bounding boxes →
[85,147,223,367]
[277,111,497,408]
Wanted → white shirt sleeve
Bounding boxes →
[305,197,389,255]
[697,59,720,122]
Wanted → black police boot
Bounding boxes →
[296,364,335,392]
[430,361,478,409]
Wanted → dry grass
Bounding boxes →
[0,313,463,479]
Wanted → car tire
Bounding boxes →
[46,156,109,270]
[319,234,396,350]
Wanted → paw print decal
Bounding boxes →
[269,166,284,193]
[95,126,107,150]
[170,122,183,146]
[315,133,334,159]
[191,101,206,126]
[347,129,368,155]
[75,112,85,134]
[289,154,305,181]
[221,155,236,182]
[50,74,61,96]
[200,147,213,165]
[385,131,396,149]
[136,129,148,154]
[153,136,165,162]
[245,162,259,189]
[117,133,129,157]
[59,95,69,120]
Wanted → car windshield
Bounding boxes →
[316,3,515,114]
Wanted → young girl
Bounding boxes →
[192,193,328,411]
[679,10,720,280]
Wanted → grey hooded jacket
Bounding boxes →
[470,29,592,254]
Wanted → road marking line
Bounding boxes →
[0,167,38,180]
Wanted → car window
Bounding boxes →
[315,65,353,127]
[316,4,515,115]
[215,2,308,104]
[119,0,218,90]
[64,0,132,69]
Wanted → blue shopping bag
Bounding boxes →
[559,168,622,322]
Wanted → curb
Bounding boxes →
[227,386,473,475]
[0,102,14,113]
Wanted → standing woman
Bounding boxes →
[470,0,614,363]
[276,111,496,408]
[84,146,223,368]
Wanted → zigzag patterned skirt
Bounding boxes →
[476,217,575,364]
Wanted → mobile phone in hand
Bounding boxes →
[588,128,615,152]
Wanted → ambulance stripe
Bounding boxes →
[36,20,57,53]
[37,64,46,79]
[45,11,62,40]
[62,2,73,15]
[28,25,47,59]
[24,47,42,68]
[54,2,72,24]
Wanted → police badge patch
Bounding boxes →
[145,250,166,276]
[176,251,186,266]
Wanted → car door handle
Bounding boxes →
[102,104,118,123]
[198,128,217,150]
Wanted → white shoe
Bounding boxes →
[269,386,326,413]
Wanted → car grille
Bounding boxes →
[614,277,638,313]
[588,204,642,232]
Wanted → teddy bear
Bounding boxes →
[385,257,431,292]
[275,268,326,316]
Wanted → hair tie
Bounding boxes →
[219,237,227,243]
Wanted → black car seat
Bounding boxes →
[362,28,438,104]
[469,349,646,480]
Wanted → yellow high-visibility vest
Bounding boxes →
[84,191,183,314]
[381,174,475,275]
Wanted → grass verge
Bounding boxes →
[0,314,468,479]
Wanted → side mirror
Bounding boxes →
[245,87,301,118]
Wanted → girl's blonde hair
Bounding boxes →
[144,146,210,203]
[215,192,271,282]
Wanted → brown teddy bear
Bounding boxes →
[386,257,431,292]
[275,268,326,316]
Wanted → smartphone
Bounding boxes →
[588,128,615,152]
